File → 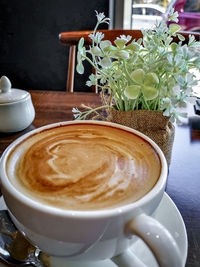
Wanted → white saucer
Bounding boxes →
[0,193,187,267]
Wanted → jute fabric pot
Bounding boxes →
[108,109,175,166]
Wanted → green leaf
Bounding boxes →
[144,73,159,85]
[177,34,185,41]
[168,9,179,23]
[165,37,173,46]
[170,42,178,52]
[100,57,112,68]
[130,69,145,84]
[78,37,84,51]
[114,39,127,49]
[125,43,140,52]
[167,54,173,65]
[86,74,96,86]
[189,41,200,47]
[76,62,84,74]
[169,24,181,35]
[105,45,118,52]
[90,46,103,56]
[137,38,143,45]
[77,51,82,64]
[115,50,130,59]
[142,86,158,100]
[124,85,141,99]
[175,75,185,86]
[100,40,112,51]
[188,34,195,45]
[174,54,183,66]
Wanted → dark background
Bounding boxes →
[0,0,109,91]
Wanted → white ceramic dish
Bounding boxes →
[0,193,187,267]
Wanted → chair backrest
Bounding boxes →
[59,29,199,93]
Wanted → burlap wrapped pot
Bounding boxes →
[108,109,175,166]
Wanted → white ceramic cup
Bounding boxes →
[0,121,182,267]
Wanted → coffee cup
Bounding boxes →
[0,121,182,266]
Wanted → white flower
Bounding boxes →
[95,11,110,24]
[118,35,132,42]
[89,32,105,44]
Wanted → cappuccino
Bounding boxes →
[6,123,161,210]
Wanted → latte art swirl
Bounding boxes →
[7,124,161,210]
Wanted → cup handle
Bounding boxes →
[123,214,183,267]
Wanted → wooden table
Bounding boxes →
[0,90,200,267]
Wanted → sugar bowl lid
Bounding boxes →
[0,76,29,104]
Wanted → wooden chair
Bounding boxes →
[59,29,199,93]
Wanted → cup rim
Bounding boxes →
[0,120,168,219]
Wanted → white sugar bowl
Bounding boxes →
[0,76,35,133]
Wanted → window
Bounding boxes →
[184,0,200,12]
[145,8,162,16]
[132,7,143,15]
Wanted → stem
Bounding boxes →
[82,55,117,94]
[109,80,124,111]
[147,52,171,69]
[131,99,137,110]
[78,105,111,120]
[92,22,100,47]
[122,60,133,84]
[153,97,158,110]
[144,98,150,110]
[91,22,101,68]
[83,56,104,76]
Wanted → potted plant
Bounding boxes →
[73,10,200,165]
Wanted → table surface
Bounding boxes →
[0,90,200,267]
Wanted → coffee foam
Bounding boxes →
[6,124,161,210]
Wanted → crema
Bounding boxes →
[6,124,161,210]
